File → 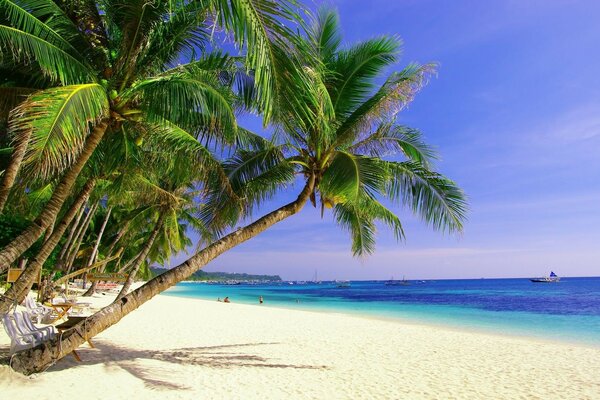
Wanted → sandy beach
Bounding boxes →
[1,292,599,400]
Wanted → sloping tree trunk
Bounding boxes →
[60,201,97,270]
[0,122,108,272]
[0,129,32,213]
[57,205,86,261]
[8,175,315,375]
[0,179,96,314]
[115,214,165,301]
[64,202,98,274]
[117,249,143,274]
[105,221,130,258]
[83,207,113,296]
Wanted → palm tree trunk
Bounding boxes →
[64,202,98,274]
[60,201,96,270]
[0,179,96,314]
[117,249,143,274]
[8,174,315,375]
[115,214,165,301]
[0,122,108,272]
[83,207,113,295]
[105,221,130,258]
[57,204,86,261]
[0,129,31,213]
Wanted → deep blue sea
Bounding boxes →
[163,277,600,346]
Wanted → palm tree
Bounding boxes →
[8,8,466,375]
[0,0,308,270]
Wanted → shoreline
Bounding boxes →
[162,291,600,350]
[2,291,600,399]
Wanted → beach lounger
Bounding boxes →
[25,296,52,323]
[12,312,56,342]
[1,314,39,354]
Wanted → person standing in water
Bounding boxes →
[259,296,264,304]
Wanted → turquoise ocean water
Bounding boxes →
[162,277,600,346]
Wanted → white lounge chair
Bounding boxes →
[24,296,51,323]
[15,311,56,341]
[1,314,38,354]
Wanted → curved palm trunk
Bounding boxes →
[0,122,108,272]
[82,207,112,295]
[8,175,315,375]
[0,179,96,314]
[115,214,165,301]
[0,129,32,212]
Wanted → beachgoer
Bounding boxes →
[224,297,230,303]
[217,298,222,302]
[259,296,264,304]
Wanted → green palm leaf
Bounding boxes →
[329,36,400,118]
[9,83,109,179]
[0,25,94,84]
[320,152,385,204]
[213,0,309,122]
[127,74,237,142]
[349,123,436,166]
[385,161,467,232]
[0,0,83,55]
[335,63,435,148]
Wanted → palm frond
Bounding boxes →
[349,123,437,166]
[128,73,237,142]
[136,1,211,74]
[333,201,376,257]
[320,152,385,204]
[213,0,311,122]
[0,25,94,84]
[9,83,109,179]
[329,36,401,118]
[307,7,341,63]
[335,63,435,147]
[1,0,83,55]
[385,161,467,233]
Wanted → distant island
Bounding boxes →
[150,267,282,283]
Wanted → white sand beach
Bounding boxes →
[1,292,600,400]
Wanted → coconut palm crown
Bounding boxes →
[202,8,468,256]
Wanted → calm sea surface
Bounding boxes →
[163,277,600,346]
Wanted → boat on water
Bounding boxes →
[308,270,321,284]
[385,276,410,286]
[335,280,351,288]
[530,271,560,283]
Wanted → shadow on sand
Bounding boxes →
[46,340,328,391]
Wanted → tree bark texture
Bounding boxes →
[115,213,164,301]
[0,127,31,213]
[57,205,86,261]
[8,175,315,375]
[0,122,108,271]
[83,207,112,295]
[64,202,98,274]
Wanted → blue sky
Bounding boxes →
[184,0,600,280]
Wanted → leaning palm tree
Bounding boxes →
[0,0,307,270]
[8,9,466,375]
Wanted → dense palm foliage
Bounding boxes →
[0,0,307,269]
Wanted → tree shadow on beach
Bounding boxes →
[49,340,329,391]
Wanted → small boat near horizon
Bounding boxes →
[530,271,560,283]
[385,276,410,286]
[308,270,322,284]
[335,280,351,288]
